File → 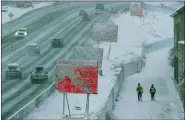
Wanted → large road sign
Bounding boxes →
[56,60,98,94]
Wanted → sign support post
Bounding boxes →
[62,93,66,115]
[106,40,112,60]
[66,94,71,116]
[85,93,90,117]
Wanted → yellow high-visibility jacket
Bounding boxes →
[136,86,143,93]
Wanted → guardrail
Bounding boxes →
[7,81,56,120]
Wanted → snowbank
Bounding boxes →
[2,2,53,24]
[25,8,174,119]
[114,47,184,119]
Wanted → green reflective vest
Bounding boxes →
[151,88,155,93]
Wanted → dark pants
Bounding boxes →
[137,92,142,100]
[151,92,155,100]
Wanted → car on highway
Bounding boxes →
[95,4,104,14]
[14,28,28,39]
[109,7,116,14]
[82,13,90,21]
[30,66,48,84]
[51,38,64,48]
[79,9,86,16]
[28,42,40,56]
[5,63,22,80]
[95,4,104,10]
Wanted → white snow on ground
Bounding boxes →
[25,60,120,119]
[2,2,53,24]
[25,9,177,119]
[145,2,183,9]
[113,47,184,119]
[100,10,173,64]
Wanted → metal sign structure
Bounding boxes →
[56,59,98,94]
[92,20,118,42]
[129,3,143,17]
[130,7,143,17]
[73,46,103,70]
[8,12,14,18]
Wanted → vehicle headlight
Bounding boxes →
[24,33,27,35]
[15,32,18,36]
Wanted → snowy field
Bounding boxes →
[99,9,173,64]
[25,8,176,119]
[2,2,53,24]
[113,47,184,119]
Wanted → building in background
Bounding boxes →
[171,4,184,108]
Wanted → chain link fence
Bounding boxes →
[97,38,174,120]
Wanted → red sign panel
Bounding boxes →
[56,60,98,94]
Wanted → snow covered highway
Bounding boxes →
[2,2,128,119]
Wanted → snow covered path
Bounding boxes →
[114,47,184,119]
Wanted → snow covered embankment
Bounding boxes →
[2,2,53,24]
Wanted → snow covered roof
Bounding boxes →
[29,42,38,46]
[19,28,27,30]
[170,5,184,17]
[8,63,19,67]
[178,40,185,45]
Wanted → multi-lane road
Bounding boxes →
[2,2,127,119]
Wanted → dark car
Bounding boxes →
[5,63,22,80]
[95,4,104,10]
[82,13,90,21]
[79,9,86,16]
[52,38,64,48]
[30,66,48,84]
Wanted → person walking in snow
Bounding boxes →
[150,84,156,100]
[136,83,143,101]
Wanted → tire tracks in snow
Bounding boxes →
[2,3,90,56]
[2,14,110,120]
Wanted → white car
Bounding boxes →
[15,28,28,39]
[28,43,40,56]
